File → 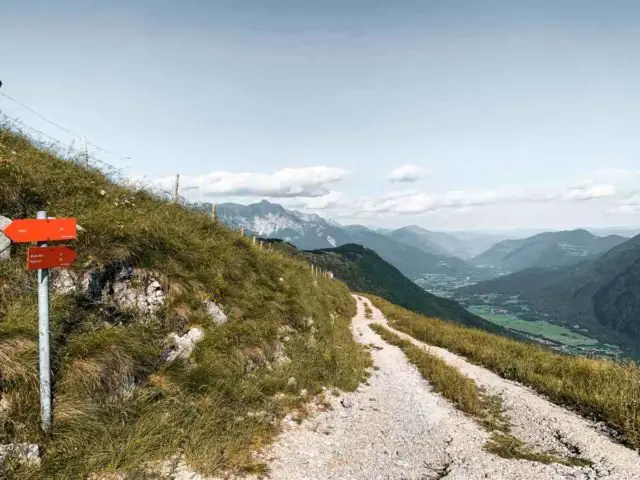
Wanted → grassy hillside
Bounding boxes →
[302,244,517,336]
[0,129,370,478]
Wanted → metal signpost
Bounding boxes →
[2,211,77,432]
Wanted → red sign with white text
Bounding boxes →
[3,218,77,243]
[27,246,77,271]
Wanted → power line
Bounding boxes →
[0,91,156,176]
[0,91,82,140]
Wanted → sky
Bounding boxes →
[2,0,640,231]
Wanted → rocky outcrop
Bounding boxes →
[52,265,166,316]
[163,328,204,362]
[203,300,228,325]
[0,443,40,466]
[0,216,11,261]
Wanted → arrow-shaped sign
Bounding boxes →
[27,246,77,271]
[3,218,77,243]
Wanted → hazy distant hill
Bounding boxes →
[473,229,627,271]
[388,226,464,256]
[462,234,640,343]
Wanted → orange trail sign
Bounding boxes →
[3,218,77,243]
[27,246,77,271]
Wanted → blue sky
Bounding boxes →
[2,0,640,230]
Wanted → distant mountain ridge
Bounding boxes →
[473,229,627,271]
[215,200,482,278]
[388,225,493,259]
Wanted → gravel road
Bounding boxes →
[230,295,640,479]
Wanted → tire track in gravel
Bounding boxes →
[361,296,640,480]
[233,295,620,480]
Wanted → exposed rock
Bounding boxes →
[0,443,40,466]
[51,265,166,316]
[203,300,228,325]
[287,377,297,388]
[0,396,10,416]
[0,216,11,261]
[110,268,165,315]
[272,342,291,367]
[164,328,204,362]
[303,316,314,328]
[244,347,268,374]
[52,269,76,294]
[340,397,354,409]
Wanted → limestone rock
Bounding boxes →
[272,342,291,367]
[0,443,40,466]
[164,328,204,362]
[340,397,354,409]
[203,300,228,325]
[0,216,11,261]
[52,269,77,294]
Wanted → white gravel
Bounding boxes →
[175,295,640,479]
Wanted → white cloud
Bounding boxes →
[295,182,618,217]
[553,181,617,201]
[387,164,424,183]
[609,193,640,214]
[155,166,348,198]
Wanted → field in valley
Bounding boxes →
[467,305,622,358]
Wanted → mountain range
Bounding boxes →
[462,234,640,349]
[215,200,487,279]
[472,229,627,271]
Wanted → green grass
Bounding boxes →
[370,324,507,433]
[0,128,371,478]
[367,295,640,451]
[370,324,592,467]
[468,306,599,347]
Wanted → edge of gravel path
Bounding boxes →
[360,296,640,480]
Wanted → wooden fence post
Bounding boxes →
[172,174,180,204]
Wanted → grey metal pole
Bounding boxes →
[36,210,52,432]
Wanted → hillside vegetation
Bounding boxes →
[368,295,640,450]
[0,129,370,478]
[301,244,516,336]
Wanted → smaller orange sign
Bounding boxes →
[27,246,77,271]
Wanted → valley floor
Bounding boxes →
[217,296,640,480]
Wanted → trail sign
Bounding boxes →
[8,211,79,433]
[3,218,77,243]
[27,246,77,271]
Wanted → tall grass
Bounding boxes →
[0,129,371,478]
[367,295,640,450]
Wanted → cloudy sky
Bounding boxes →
[2,0,640,230]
